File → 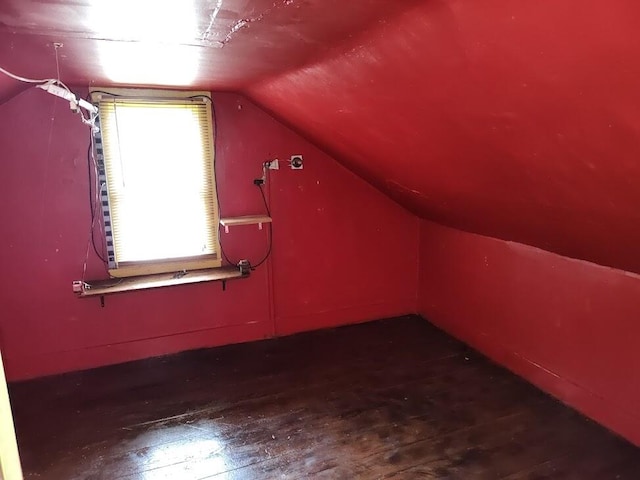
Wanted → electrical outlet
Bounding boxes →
[291,155,303,170]
[267,159,279,170]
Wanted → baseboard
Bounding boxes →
[5,321,273,381]
[275,299,416,336]
[7,300,416,381]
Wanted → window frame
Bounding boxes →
[90,88,222,278]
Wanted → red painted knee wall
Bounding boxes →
[418,220,640,445]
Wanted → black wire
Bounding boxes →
[258,182,271,217]
[86,124,107,264]
[210,101,235,266]
[89,90,122,97]
[210,101,273,270]
[84,278,124,289]
[90,92,204,101]
[187,94,213,102]
[251,184,273,269]
[85,92,109,265]
[216,184,273,270]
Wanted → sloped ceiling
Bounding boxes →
[2,0,640,273]
[248,0,640,274]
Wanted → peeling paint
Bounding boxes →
[222,18,252,45]
[202,0,224,43]
[218,0,295,47]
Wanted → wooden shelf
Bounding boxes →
[220,215,272,233]
[80,266,247,300]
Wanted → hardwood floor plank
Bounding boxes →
[8,315,640,479]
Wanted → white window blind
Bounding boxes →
[96,95,220,277]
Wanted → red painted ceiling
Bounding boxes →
[2,0,640,273]
[0,0,419,96]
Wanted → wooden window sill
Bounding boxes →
[79,266,247,298]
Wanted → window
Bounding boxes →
[91,89,221,277]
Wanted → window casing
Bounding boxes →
[91,89,221,278]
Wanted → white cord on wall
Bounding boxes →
[0,64,98,130]
[0,65,50,84]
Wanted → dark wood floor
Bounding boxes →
[9,315,640,479]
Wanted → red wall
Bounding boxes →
[0,88,418,381]
[418,220,640,446]
[4,87,640,448]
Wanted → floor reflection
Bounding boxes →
[114,416,234,478]
[139,433,229,479]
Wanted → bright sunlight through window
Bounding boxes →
[94,90,220,277]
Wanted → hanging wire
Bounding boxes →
[251,183,273,269]
[87,129,108,265]
[0,60,97,130]
[82,180,106,282]
[210,102,273,270]
[53,43,62,84]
